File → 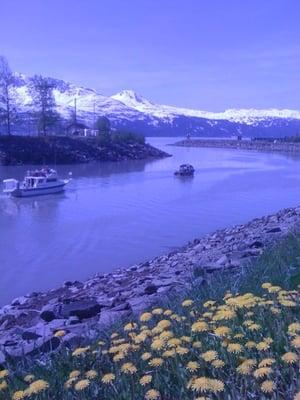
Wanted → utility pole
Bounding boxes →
[93,100,95,130]
[74,98,77,125]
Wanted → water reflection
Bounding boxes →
[1,138,300,305]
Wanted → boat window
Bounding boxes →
[46,178,57,182]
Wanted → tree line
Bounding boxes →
[0,56,111,137]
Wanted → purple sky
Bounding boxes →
[1,0,299,110]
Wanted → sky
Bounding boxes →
[0,0,299,111]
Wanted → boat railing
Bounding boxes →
[3,179,19,193]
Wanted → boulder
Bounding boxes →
[59,300,101,320]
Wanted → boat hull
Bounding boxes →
[10,183,66,198]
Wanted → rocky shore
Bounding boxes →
[173,138,300,154]
[0,135,170,166]
[0,206,299,362]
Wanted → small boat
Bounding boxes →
[3,168,71,198]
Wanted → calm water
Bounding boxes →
[1,137,300,305]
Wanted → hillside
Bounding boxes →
[2,73,300,138]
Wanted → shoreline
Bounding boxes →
[0,205,300,361]
[172,138,300,154]
[0,135,171,166]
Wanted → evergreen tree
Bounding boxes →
[0,55,17,135]
[29,75,58,136]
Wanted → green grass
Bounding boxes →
[1,234,300,400]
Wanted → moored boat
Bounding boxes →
[3,168,71,197]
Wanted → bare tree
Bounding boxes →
[29,75,58,136]
[0,56,16,135]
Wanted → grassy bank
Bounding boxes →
[1,235,300,399]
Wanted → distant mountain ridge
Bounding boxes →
[4,73,300,137]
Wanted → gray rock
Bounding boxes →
[59,300,101,320]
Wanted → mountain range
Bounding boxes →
[5,73,300,138]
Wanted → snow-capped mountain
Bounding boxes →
[3,73,300,138]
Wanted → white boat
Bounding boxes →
[3,168,71,197]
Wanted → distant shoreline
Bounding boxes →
[171,138,300,154]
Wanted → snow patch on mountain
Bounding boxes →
[111,90,300,125]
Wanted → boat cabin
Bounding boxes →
[24,169,58,188]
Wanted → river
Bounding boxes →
[1,137,300,305]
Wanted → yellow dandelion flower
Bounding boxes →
[142,352,152,361]
[181,335,192,343]
[209,379,225,393]
[245,341,256,349]
[151,339,165,351]
[282,352,298,364]
[248,323,261,331]
[0,381,7,391]
[203,300,216,308]
[69,370,80,379]
[113,352,125,362]
[12,391,26,400]
[291,336,300,348]
[193,341,202,348]
[160,330,173,340]
[259,358,275,368]
[149,357,164,367]
[24,374,35,383]
[162,349,176,358]
[156,319,171,331]
[101,373,115,384]
[0,370,8,379]
[152,308,163,315]
[182,299,194,307]
[267,286,281,293]
[176,346,189,355]
[280,299,297,307]
[213,308,236,321]
[54,329,66,337]
[202,350,218,362]
[163,309,172,316]
[111,332,118,339]
[85,370,97,379]
[270,307,281,314]
[27,380,49,395]
[168,338,182,347]
[186,361,200,372]
[262,282,272,289]
[233,333,244,339]
[256,341,270,351]
[192,321,209,332]
[237,359,256,375]
[191,377,210,392]
[145,389,160,400]
[72,346,90,357]
[214,326,231,337]
[253,367,272,379]
[140,375,152,386]
[121,362,137,374]
[65,378,77,389]
[74,379,90,391]
[98,340,105,346]
[227,343,243,354]
[140,312,152,322]
[124,322,137,331]
[261,380,275,393]
[212,359,225,368]
[288,322,300,335]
